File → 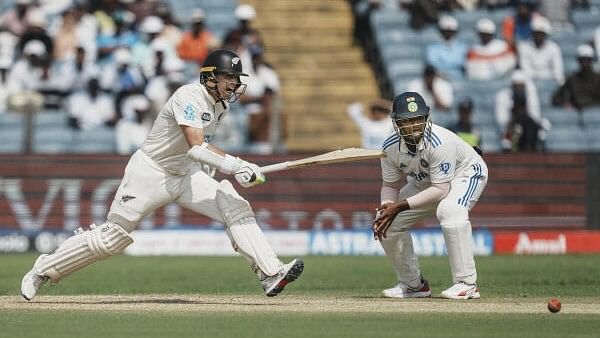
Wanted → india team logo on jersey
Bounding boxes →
[184,104,196,121]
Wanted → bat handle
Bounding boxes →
[260,162,290,174]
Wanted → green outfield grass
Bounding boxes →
[1,254,600,338]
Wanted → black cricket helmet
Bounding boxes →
[200,49,248,103]
[391,92,432,148]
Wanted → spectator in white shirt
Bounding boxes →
[406,64,453,111]
[346,99,394,150]
[0,27,17,70]
[6,40,46,95]
[145,57,185,113]
[67,77,115,131]
[518,16,564,84]
[116,94,151,155]
[58,46,99,93]
[495,70,550,152]
[466,18,517,80]
[0,28,17,112]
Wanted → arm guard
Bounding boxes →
[187,143,242,175]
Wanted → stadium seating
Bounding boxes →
[0,113,24,153]
[369,5,600,153]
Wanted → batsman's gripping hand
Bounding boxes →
[235,162,266,188]
[372,201,409,241]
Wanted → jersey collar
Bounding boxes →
[399,137,425,155]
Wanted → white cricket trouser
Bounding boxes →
[107,150,230,230]
[380,161,488,287]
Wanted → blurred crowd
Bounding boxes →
[352,0,600,152]
[0,0,282,154]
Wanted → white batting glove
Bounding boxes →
[235,162,266,188]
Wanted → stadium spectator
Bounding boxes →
[406,64,453,111]
[552,44,600,111]
[51,4,98,63]
[176,9,218,65]
[495,70,549,152]
[450,97,481,147]
[17,9,53,59]
[466,18,517,80]
[0,26,17,71]
[116,94,151,155]
[124,0,156,24]
[145,57,185,112]
[425,15,468,80]
[225,4,263,55]
[6,40,46,95]
[0,0,33,36]
[99,48,145,115]
[58,46,98,93]
[537,0,588,31]
[351,0,382,49]
[398,0,440,31]
[36,53,72,108]
[67,77,115,131]
[501,0,540,47]
[95,10,138,62]
[346,99,394,150]
[241,49,283,154]
[131,16,175,77]
[155,3,181,48]
[518,16,564,84]
[52,6,81,61]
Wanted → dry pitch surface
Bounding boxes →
[2,295,599,314]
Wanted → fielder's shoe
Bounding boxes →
[440,282,480,300]
[21,254,50,301]
[382,278,432,298]
[262,258,304,297]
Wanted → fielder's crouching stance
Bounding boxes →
[21,49,303,301]
[373,92,487,300]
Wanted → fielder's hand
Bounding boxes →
[235,162,266,188]
[372,201,409,241]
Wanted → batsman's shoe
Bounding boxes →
[21,255,50,301]
[440,282,480,300]
[381,278,432,298]
[262,258,304,297]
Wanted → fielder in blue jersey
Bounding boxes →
[373,92,488,300]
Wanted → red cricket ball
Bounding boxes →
[547,298,561,313]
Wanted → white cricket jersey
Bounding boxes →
[141,83,227,175]
[381,124,482,190]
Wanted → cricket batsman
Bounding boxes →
[373,92,487,299]
[21,49,304,300]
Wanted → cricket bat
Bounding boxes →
[260,148,383,174]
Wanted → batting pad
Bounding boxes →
[35,222,133,283]
[215,180,282,277]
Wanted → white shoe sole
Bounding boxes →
[440,291,481,300]
[382,290,432,298]
[265,259,304,297]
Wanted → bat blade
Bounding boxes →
[261,148,383,174]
